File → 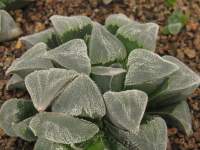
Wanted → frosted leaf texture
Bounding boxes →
[12,117,37,142]
[25,68,78,111]
[43,39,91,75]
[105,14,132,34]
[152,101,193,136]
[106,117,168,150]
[34,138,70,150]
[125,49,179,94]
[103,90,148,133]
[6,43,54,78]
[89,22,127,65]
[29,112,99,144]
[6,74,25,90]
[20,28,56,49]
[116,22,159,52]
[52,74,106,119]
[0,10,22,42]
[91,66,126,93]
[150,55,200,106]
[0,99,37,136]
[50,15,92,42]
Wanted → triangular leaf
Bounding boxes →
[151,101,193,136]
[0,10,22,42]
[52,74,106,119]
[105,117,168,150]
[0,98,37,136]
[125,49,179,94]
[6,43,54,78]
[91,66,126,93]
[43,39,91,75]
[12,117,37,142]
[6,74,25,90]
[103,90,148,133]
[116,22,159,53]
[89,22,127,65]
[25,68,79,111]
[20,28,59,49]
[34,138,70,150]
[29,112,99,144]
[150,55,200,106]
[50,15,92,43]
[105,14,132,34]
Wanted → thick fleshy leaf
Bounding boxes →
[0,0,34,9]
[0,98,37,136]
[150,55,200,106]
[91,66,126,93]
[116,22,159,53]
[20,28,59,49]
[105,14,132,34]
[151,101,193,136]
[0,10,22,42]
[0,100,3,107]
[6,43,54,78]
[34,138,70,150]
[89,22,126,65]
[125,49,179,94]
[50,15,92,43]
[43,39,91,74]
[105,117,168,150]
[25,68,78,111]
[12,117,37,141]
[52,74,106,119]
[6,74,25,90]
[29,112,99,144]
[103,90,148,133]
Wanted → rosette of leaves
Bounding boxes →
[0,10,22,42]
[1,14,200,150]
[0,0,34,9]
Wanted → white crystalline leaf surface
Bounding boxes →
[103,90,148,133]
[25,68,79,111]
[29,112,99,144]
[52,74,106,119]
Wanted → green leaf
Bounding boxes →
[0,10,22,42]
[50,15,92,43]
[105,14,132,34]
[116,22,159,53]
[25,68,79,111]
[0,98,37,136]
[52,74,106,119]
[20,28,60,49]
[6,43,54,78]
[91,66,126,93]
[151,101,193,136]
[150,55,200,107]
[43,39,91,75]
[125,49,179,94]
[105,117,168,150]
[34,138,71,150]
[89,22,127,65]
[12,117,37,142]
[165,0,176,7]
[29,112,99,144]
[162,22,183,35]
[103,90,148,133]
[6,74,25,91]
[0,2,6,9]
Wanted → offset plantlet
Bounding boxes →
[0,0,34,9]
[1,14,200,150]
[0,10,22,42]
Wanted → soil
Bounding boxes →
[0,0,200,150]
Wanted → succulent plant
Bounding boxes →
[1,14,200,150]
[0,0,34,10]
[0,10,22,42]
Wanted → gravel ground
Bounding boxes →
[0,0,200,149]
